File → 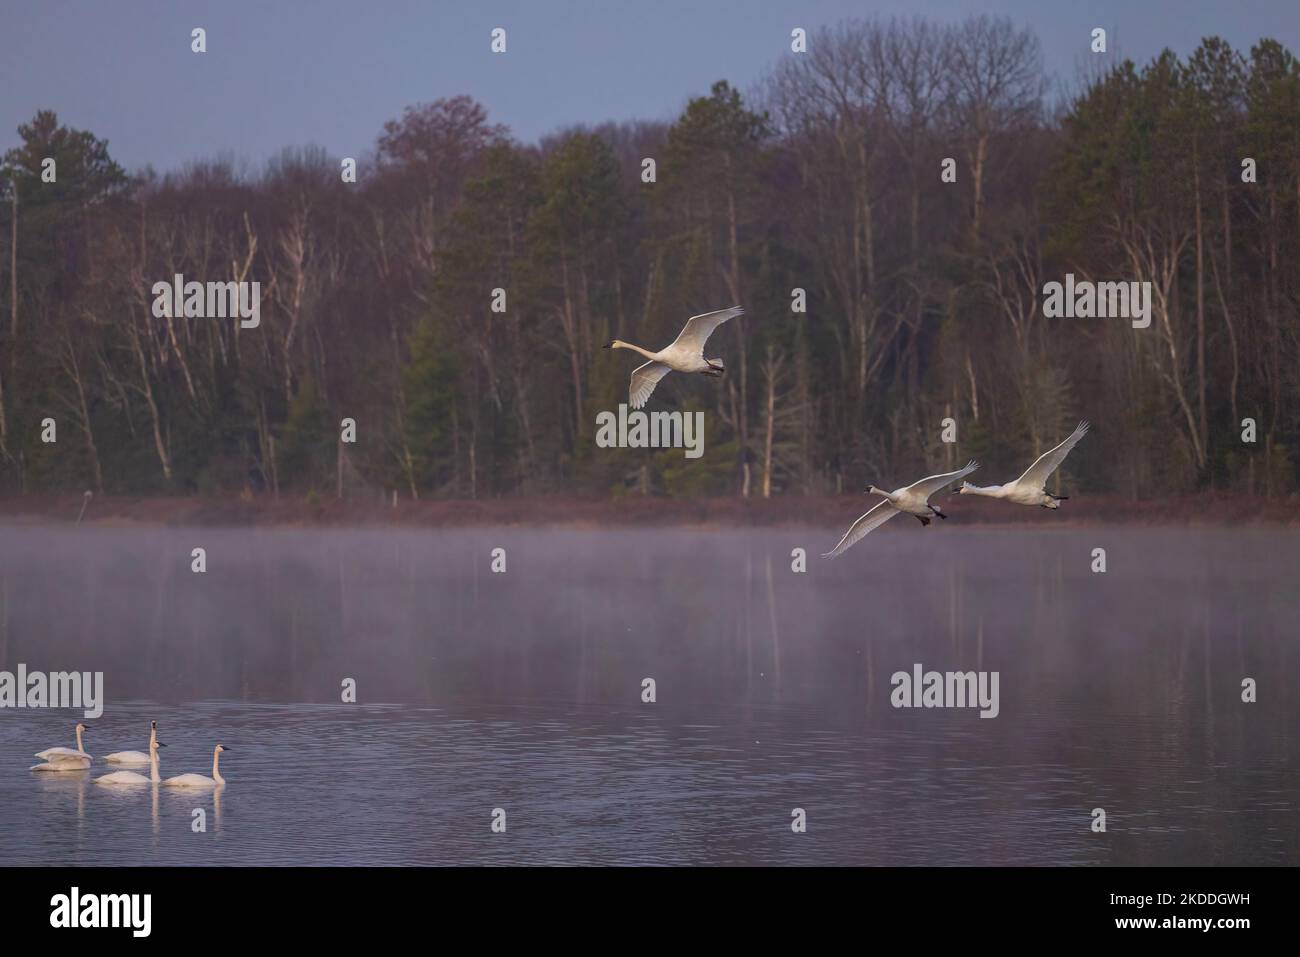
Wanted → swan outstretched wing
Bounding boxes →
[906,460,979,499]
[104,751,150,764]
[31,757,90,771]
[95,771,149,785]
[164,774,215,787]
[1015,421,1089,488]
[36,747,91,763]
[821,500,900,559]
[669,306,744,354]
[629,360,673,409]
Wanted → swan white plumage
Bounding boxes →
[822,461,980,559]
[164,744,230,788]
[604,306,742,409]
[32,722,92,770]
[95,740,164,786]
[30,757,90,772]
[958,421,1089,508]
[104,720,158,765]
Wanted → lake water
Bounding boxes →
[0,524,1296,865]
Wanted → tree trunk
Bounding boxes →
[971,133,988,236]
[129,314,173,483]
[762,348,775,498]
[725,180,748,496]
[3,186,14,451]
[1193,151,1207,457]
[68,342,104,494]
[558,252,583,441]
[0,363,8,460]
[1208,244,1239,433]
[8,187,15,349]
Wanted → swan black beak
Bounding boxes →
[156,742,166,748]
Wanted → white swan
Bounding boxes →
[32,722,92,770]
[822,461,980,559]
[164,744,230,788]
[958,421,1089,508]
[95,740,164,786]
[604,306,743,409]
[104,720,158,765]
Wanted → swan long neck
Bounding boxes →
[212,748,224,784]
[868,486,896,502]
[148,725,156,749]
[149,748,160,784]
[75,726,84,752]
[610,340,659,362]
[963,483,1004,497]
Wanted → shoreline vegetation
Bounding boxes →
[1,492,1295,528]
[1,22,1296,506]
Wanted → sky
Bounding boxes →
[2,0,1297,174]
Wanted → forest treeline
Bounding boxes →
[1,17,1297,501]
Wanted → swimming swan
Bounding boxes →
[104,721,158,765]
[32,722,92,770]
[164,744,230,788]
[958,421,1089,508]
[822,461,980,559]
[604,306,743,409]
[95,740,164,786]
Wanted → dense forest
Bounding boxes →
[1,17,1297,502]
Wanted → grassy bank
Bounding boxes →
[0,492,1296,528]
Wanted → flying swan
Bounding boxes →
[958,421,1089,508]
[164,744,230,788]
[822,461,980,559]
[96,740,164,787]
[31,722,92,771]
[604,306,743,409]
[104,720,158,765]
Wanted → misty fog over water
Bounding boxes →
[1,524,1295,864]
